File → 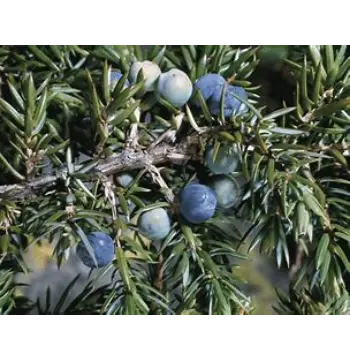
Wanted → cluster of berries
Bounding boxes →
[77,63,247,268]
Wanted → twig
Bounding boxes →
[147,164,175,203]
[101,173,122,247]
[289,244,304,279]
[147,129,177,152]
[154,253,164,291]
[125,122,139,150]
[0,132,204,200]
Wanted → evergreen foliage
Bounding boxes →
[1,45,350,315]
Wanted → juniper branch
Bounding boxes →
[0,130,203,200]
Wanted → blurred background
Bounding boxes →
[17,221,289,315]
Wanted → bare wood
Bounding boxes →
[289,244,304,279]
[0,133,202,200]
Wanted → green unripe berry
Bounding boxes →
[209,175,241,209]
[205,145,240,174]
[138,208,172,241]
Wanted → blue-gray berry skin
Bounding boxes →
[110,71,130,90]
[194,74,226,106]
[194,74,226,104]
[209,84,248,117]
[179,184,217,224]
[157,69,193,107]
[209,175,241,209]
[76,232,115,268]
[138,208,172,241]
[116,172,133,188]
[205,145,239,174]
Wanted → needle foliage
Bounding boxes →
[1,45,350,315]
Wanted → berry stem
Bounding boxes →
[154,253,164,291]
[227,74,236,84]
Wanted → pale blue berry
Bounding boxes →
[157,69,193,107]
[209,84,248,117]
[138,208,172,241]
[109,71,130,91]
[205,145,240,174]
[76,232,114,268]
[194,73,226,105]
[65,193,76,204]
[116,172,133,188]
[129,60,161,92]
[209,175,242,209]
[179,183,217,224]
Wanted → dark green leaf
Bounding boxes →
[116,248,131,291]
[333,245,350,272]
[28,45,60,71]
[316,233,329,270]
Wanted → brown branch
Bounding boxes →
[289,244,304,279]
[154,254,164,291]
[0,132,203,200]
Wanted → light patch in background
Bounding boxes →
[15,242,118,314]
[22,240,56,271]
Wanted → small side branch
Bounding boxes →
[154,254,164,291]
[289,244,304,279]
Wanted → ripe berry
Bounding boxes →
[209,84,248,117]
[194,73,226,104]
[179,183,217,224]
[76,232,114,268]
